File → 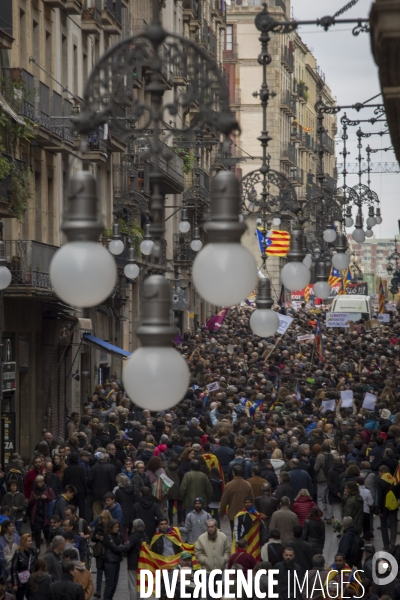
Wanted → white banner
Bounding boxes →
[277,314,294,335]
[326,313,350,328]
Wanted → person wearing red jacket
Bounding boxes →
[292,489,316,527]
[23,456,44,500]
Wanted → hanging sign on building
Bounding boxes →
[1,413,16,465]
[2,362,16,393]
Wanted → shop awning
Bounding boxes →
[82,333,131,358]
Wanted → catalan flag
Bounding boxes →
[315,318,324,363]
[304,285,310,304]
[203,453,225,489]
[232,509,264,561]
[137,528,200,593]
[256,228,290,257]
[328,266,342,287]
[379,277,385,314]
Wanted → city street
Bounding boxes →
[88,515,388,596]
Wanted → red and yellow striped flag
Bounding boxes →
[256,228,290,257]
[203,453,225,490]
[137,528,200,593]
[379,278,385,314]
[232,510,264,561]
[304,285,310,304]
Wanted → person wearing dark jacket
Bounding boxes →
[43,535,65,581]
[338,516,362,568]
[28,476,55,550]
[302,506,325,555]
[115,476,136,542]
[62,454,87,521]
[286,526,313,572]
[132,488,164,542]
[255,482,278,532]
[88,454,117,519]
[48,561,84,600]
[102,519,123,600]
[214,438,235,476]
[165,460,183,526]
[90,424,112,452]
[327,457,346,523]
[132,462,151,500]
[288,460,313,498]
[43,461,63,499]
[275,547,304,600]
[376,465,400,549]
[11,534,37,600]
[343,481,364,535]
[120,518,148,599]
[274,472,294,505]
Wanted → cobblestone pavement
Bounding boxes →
[88,513,389,599]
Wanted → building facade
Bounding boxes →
[0,0,228,457]
[223,0,337,295]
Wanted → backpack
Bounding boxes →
[322,452,334,477]
[45,496,61,521]
[385,489,399,511]
[349,533,364,567]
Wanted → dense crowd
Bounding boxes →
[1,304,400,600]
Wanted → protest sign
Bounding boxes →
[207,382,220,393]
[321,400,335,413]
[362,393,377,410]
[378,314,390,323]
[340,390,353,408]
[277,314,294,335]
[326,313,350,328]
[297,334,315,342]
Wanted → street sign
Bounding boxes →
[1,413,16,465]
[2,362,16,393]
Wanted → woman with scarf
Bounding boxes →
[10,534,37,600]
[0,520,20,578]
[28,476,54,550]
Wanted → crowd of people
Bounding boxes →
[0,304,400,600]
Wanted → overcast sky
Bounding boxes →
[290,0,399,240]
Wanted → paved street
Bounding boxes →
[88,513,389,598]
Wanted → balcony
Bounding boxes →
[65,0,83,14]
[42,0,66,7]
[280,142,297,166]
[210,0,226,24]
[4,240,58,291]
[280,89,296,117]
[108,101,127,151]
[322,172,337,193]
[82,6,103,35]
[297,83,309,103]
[85,127,108,162]
[135,141,184,194]
[1,68,35,121]
[102,0,122,34]
[281,46,294,72]
[322,132,335,154]
[290,167,304,186]
[183,0,200,27]
[173,233,196,264]
[0,0,13,49]
[160,45,174,89]
[305,133,317,153]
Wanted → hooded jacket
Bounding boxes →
[343,493,364,534]
[292,496,316,527]
[132,497,164,541]
[49,573,85,600]
[73,563,94,600]
[26,572,52,600]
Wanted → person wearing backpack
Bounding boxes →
[377,465,400,549]
[337,516,364,568]
[313,441,334,523]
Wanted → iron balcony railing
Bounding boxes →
[173,233,196,263]
[322,172,337,193]
[281,142,297,164]
[5,240,58,290]
[281,90,296,115]
[1,68,35,121]
[322,132,335,154]
[290,167,304,184]
[281,46,294,71]
[183,0,199,14]
[88,127,108,154]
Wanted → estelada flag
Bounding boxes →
[203,453,225,489]
[232,509,264,561]
[315,318,324,363]
[137,527,200,593]
[328,266,342,287]
[379,277,385,314]
[256,228,290,257]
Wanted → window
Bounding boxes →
[224,25,233,51]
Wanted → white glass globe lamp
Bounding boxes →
[345,217,354,228]
[332,252,350,270]
[314,281,331,300]
[140,223,155,256]
[365,228,374,238]
[124,246,140,280]
[190,227,203,252]
[50,170,117,307]
[108,222,124,255]
[192,171,258,306]
[0,242,11,290]
[303,254,312,268]
[272,217,281,226]
[323,228,337,243]
[179,208,191,233]
[123,275,190,411]
[249,279,279,337]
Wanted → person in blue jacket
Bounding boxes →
[89,493,123,528]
